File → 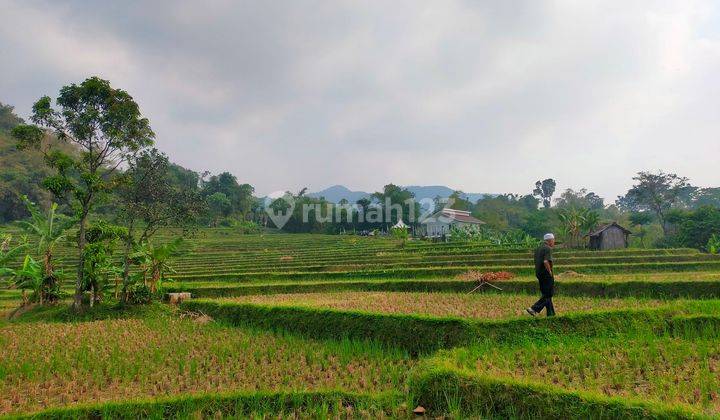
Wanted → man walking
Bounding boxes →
[526,233,556,317]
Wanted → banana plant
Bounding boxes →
[0,234,30,280]
[17,197,75,302]
[557,207,600,248]
[8,255,46,305]
[129,238,183,295]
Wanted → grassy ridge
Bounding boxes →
[409,361,703,419]
[411,315,720,418]
[170,260,720,282]
[8,390,404,420]
[170,277,720,299]
[180,299,720,353]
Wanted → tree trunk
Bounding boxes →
[44,250,54,303]
[657,212,668,236]
[120,222,135,303]
[91,279,100,305]
[73,208,88,311]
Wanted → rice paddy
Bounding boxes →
[0,309,411,415]
[445,331,720,415]
[2,230,720,418]
[219,291,668,320]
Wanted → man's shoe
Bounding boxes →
[525,308,537,317]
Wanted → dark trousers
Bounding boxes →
[531,273,555,316]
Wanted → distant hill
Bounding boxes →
[307,184,492,204]
[306,185,371,203]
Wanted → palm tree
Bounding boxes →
[17,197,75,303]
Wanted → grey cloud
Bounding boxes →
[1,0,719,199]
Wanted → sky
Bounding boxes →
[1,1,719,201]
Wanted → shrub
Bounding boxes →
[125,283,152,305]
[708,234,720,254]
[667,206,720,250]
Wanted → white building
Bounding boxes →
[420,208,484,238]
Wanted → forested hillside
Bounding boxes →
[0,101,260,227]
[0,103,67,221]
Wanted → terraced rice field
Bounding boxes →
[444,330,720,415]
[220,291,667,320]
[6,230,719,284]
[0,309,411,416]
[2,229,720,418]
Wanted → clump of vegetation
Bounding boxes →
[557,206,599,248]
[81,221,126,305]
[3,198,74,305]
[128,238,183,296]
[449,226,538,247]
[708,234,720,254]
[12,77,155,310]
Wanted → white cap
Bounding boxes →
[543,233,555,241]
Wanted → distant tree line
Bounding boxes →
[2,78,719,265]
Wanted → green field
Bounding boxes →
[2,230,720,418]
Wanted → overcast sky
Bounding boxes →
[1,1,719,200]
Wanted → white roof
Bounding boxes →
[420,208,484,225]
[392,219,408,229]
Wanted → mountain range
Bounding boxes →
[306,185,491,204]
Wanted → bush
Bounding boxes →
[216,218,262,233]
[125,283,152,305]
[667,206,720,250]
[708,234,720,254]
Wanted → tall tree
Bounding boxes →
[533,178,557,209]
[167,163,200,191]
[448,190,472,211]
[473,194,539,232]
[0,102,24,132]
[12,77,154,309]
[202,172,255,219]
[372,184,418,226]
[694,188,720,208]
[207,192,232,226]
[116,149,203,298]
[355,197,372,230]
[618,171,696,235]
[555,188,604,210]
[629,212,653,247]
